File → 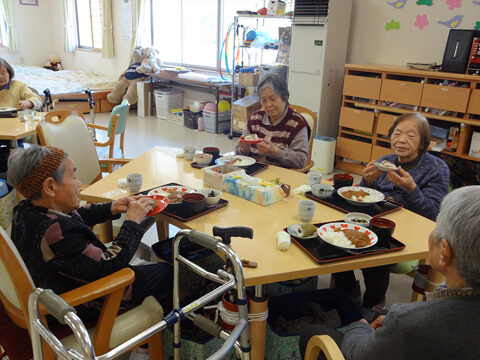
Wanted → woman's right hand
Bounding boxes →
[125,197,155,223]
[362,160,382,187]
[238,138,250,154]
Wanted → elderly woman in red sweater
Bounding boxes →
[235,73,310,169]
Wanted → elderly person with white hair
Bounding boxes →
[235,73,310,169]
[300,185,480,360]
[7,145,173,315]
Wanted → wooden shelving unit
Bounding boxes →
[335,64,480,174]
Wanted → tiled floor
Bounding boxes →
[96,110,415,356]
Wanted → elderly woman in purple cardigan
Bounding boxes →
[334,112,450,320]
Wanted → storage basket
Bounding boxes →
[167,110,184,126]
[203,164,243,190]
[203,109,231,133]
[154,88,184,120]
[183,110,202,130]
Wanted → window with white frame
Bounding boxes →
[74,0,103,50]
[143,0,293,71]
[0,5,7,47]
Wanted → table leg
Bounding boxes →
[156,219,170,241]
[249,285,267,360]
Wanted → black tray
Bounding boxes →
[0,111,17,118]
[140,182,228,221]
[305,191,403,217]
[190,161,269,176]
[287,221,406,264]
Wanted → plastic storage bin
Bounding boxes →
[202,109,231,133]
[183,110,202,130]
[154,88,184,120]
[167,110,184,126]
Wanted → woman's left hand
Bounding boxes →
[386,166,417,192]
[256,138,278,156]
[17,100,33,110]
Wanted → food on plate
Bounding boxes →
[164,189,185,204]
[298,223,317,237]
[323,227,371,248]
[244,134,260,141]
[351,218,368,224]
[380,160,397,169]
[221,157,243,165]
[341,189,377,202]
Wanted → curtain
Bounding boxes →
[102,0,114,58]
[1,0,19,53]
[130,0,146,63]
[63,0,75,53]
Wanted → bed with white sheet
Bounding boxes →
[11,64,118,112]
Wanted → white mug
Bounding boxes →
[307,171,322,186]
[298,199,316,222]
[126,173,142,193]
[183,145,196,161]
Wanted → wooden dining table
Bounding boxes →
[80,146,435,359]
[0,113,44,145]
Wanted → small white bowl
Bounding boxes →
[196,188,222,206]
[344,212,372,227]
[311,184,335,199]
[194,153,213,166]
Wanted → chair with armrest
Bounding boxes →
[91,99,130,173]
[0,225,164,359]
[289,105,317,173]
[305,334,344,360]
[36,110,130,242]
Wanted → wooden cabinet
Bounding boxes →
[336,64,480,174]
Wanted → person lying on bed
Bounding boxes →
[0,58,41,111]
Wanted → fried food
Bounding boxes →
[165,189,184,203]
[341,189,370,200]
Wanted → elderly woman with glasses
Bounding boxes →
[300,185,480,360]
[234,73,310,169]
[7,145,173,313]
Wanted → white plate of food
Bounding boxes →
[0,107,16,112]
[317,222,378,250]
[337,186,385,207]
[287,223,319,239]
[216,155,256,168]
[147,185,195,206]
[373,160,398,171]
[240,134,264,144]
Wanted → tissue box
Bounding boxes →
[203,164,243,190]
[223,175,286,206]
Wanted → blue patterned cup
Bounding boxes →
[298,199,316,222]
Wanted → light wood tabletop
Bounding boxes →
[81,146,434,286]
[0,116,38,140]
[80,146,434,359]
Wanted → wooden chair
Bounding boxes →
[91,99,130,173]
[0,225,164,359]
[305,334,344,360]
[289,105,317,173]
[36,110,130,242]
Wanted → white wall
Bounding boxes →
[347,0,480,66]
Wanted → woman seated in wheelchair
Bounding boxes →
[6,145,173,318]
[300,185,480,359]
[234,73,310,169]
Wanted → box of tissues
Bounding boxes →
[203,164,244,190]
[223,171,286,206]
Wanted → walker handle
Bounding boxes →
[188,230,220,250]
[37,289,76,325]
[213,226,253,246]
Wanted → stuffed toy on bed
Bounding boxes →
[106,46,149,105]
[136,47,162,74]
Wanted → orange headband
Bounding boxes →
[16,146,65,199]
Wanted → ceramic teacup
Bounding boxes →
[126,173,142,193]
[298,199,316,222]
[183,145,196,161]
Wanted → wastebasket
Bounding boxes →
[311,135,336,174]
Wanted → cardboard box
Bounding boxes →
[137,81,154,117]
[238,72,259,87]
[267,0,286,15]
[469,131,480,158]
[232,95,262,122]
